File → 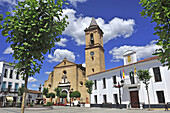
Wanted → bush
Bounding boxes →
[49,93,55,98]
[46,93,55,98]
[45,102,53,106]
[59,93,67,98]
[71,91,81,98]
[30,102,33,107]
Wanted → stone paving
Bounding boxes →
[0,106,169,113]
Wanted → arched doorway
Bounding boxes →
[60,90,68,104]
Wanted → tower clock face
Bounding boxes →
[90,51,94,56]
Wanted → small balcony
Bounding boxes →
[0,88,18,93]
[124,77,141,87]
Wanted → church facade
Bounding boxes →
[43,18,105,104]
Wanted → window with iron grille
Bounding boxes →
[153,67,162,82]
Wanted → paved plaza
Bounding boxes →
[0,106,169,113]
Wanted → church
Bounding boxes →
[43,17,170,109]
[43,17,105,104]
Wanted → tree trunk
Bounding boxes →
[146,85,151,110]
[21,74,28,113]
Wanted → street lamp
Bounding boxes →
[114,80,124,109]
[69,88,73,107]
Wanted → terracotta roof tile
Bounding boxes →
[28,89,42,94]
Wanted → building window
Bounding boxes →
[15,83,19,92]
[94,80,97,90]
[4,69,8,78]
[103,95,107,103]
[94,95,97,104]
[2,81,6,91]
[9,70,13,79]
[16,72,19,80]
[113,76,117,84]
[92,68,94,72]
[103,78,106,89]
[153,67,162,82]
[90,33,94,45]
[156,91,165,103]
[8,82,12,91]
[22,84,25,87]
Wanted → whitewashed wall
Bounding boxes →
[88,59,170,105]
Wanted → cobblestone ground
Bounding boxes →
[0,106,169,113]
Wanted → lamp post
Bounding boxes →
[69,88,73,107]
[114,80,124,109]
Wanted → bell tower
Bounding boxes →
[84,17,105,76]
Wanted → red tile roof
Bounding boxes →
[28,89,42,94]
[88,56,159,77]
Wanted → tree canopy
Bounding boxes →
[0,0,68,112]
[140,0,170,69]
[85,80,94,94]
[70,91,81,98]
[137,70,152,85]
[54,87,62,96]
[59,93,67,98]
[42,87,49,96]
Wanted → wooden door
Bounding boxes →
[130,91,139,108]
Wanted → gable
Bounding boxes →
[54,59,77,68]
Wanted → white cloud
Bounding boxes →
[67,0,87,6]
[48,49,75,63]
[32,84,38,87]
[28,77,38,83]
[109,40,161,62]
[55,38,68,47]
[82,62,86,67]
[62,9,135,45]
[3,47,14,54]
[45,72,51,75]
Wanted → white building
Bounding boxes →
[88,51,170,109]
[0,61,25,107]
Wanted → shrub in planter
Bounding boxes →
[72,91,81,98]
[49,93,55,98]
[45,102,53,106]
[59,93,67,98]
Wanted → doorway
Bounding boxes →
[130,91,139,108]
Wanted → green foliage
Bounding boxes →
[0,0,68,77]
[18,87,24,96]
[42,88,49,96]
[30,102,33,107]
[59,93,67,98]
[85,80,94,94]
[54,87,62,96]
[48,93,55,98]
[70,91,81,98]
[139,0,170,69]
[45,102,53,106]
[137,70,152,85]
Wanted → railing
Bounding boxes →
[124,77,140,86]
[0,88,18,93]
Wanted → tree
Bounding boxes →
[54,87,62,103]
[59,93,67,103]
[137,70,152,110]
[18,87,24,96]
[139,0,170,69]
[42,88,49,97]
[0,0,68,112]
[85,80,94,103]
[71,91,81,99]
[59,93,67,98]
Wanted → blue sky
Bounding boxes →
[0,0,160,90]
